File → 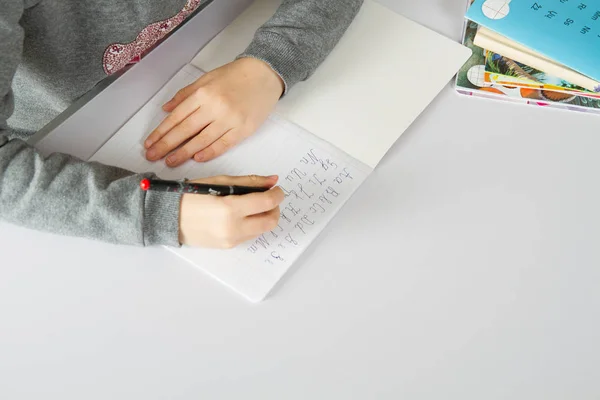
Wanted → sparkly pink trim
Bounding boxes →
[102,0,201,74]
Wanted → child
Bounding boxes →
[0,0,363,248]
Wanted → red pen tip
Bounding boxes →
[140,179,150,191]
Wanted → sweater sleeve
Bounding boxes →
[0,2,181,247]
[238,0,364,94]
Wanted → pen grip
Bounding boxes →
[184,183,268,196]
[230,185,269,195]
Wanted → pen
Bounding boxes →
[139,178,268,196]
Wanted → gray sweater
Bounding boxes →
[0,0,363,246]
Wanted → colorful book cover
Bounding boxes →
[484,52,600,98]
[465,0,600,89]
[455,0,600,114]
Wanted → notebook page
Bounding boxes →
[90,65,371,302]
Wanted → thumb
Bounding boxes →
[193,175,279,188]
[162,84,196,112]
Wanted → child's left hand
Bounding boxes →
[144,57,284,167]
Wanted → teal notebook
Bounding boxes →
[466,0,600,91]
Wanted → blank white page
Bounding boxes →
[90,65,371,302]
[191,0,472,167]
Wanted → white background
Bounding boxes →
[1,0,599,399]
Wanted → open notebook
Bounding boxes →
[91,0,471,302]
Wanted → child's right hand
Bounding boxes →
[179,175,284,248]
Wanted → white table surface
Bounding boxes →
[2,0,599,399]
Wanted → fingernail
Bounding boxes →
[166,154,178,165]
[194,152,205,162]
[162,99,173,108]
[144,139,153,148]
[146,149,156,160]
[267,175,278,180]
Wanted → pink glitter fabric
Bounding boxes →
[102,0,201,74]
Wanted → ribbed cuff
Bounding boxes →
[143,186,182,247]
[237,31,308,96]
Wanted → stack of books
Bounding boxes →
[455,0,600,115]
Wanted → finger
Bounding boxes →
[162,80,202,112]
[193,128,249,162]
[228,186,285,216]
[168,121,230,167]
[145,91,205,152]
[242,207,281,237]
[160,112,215,167]
[192,174,279,188]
